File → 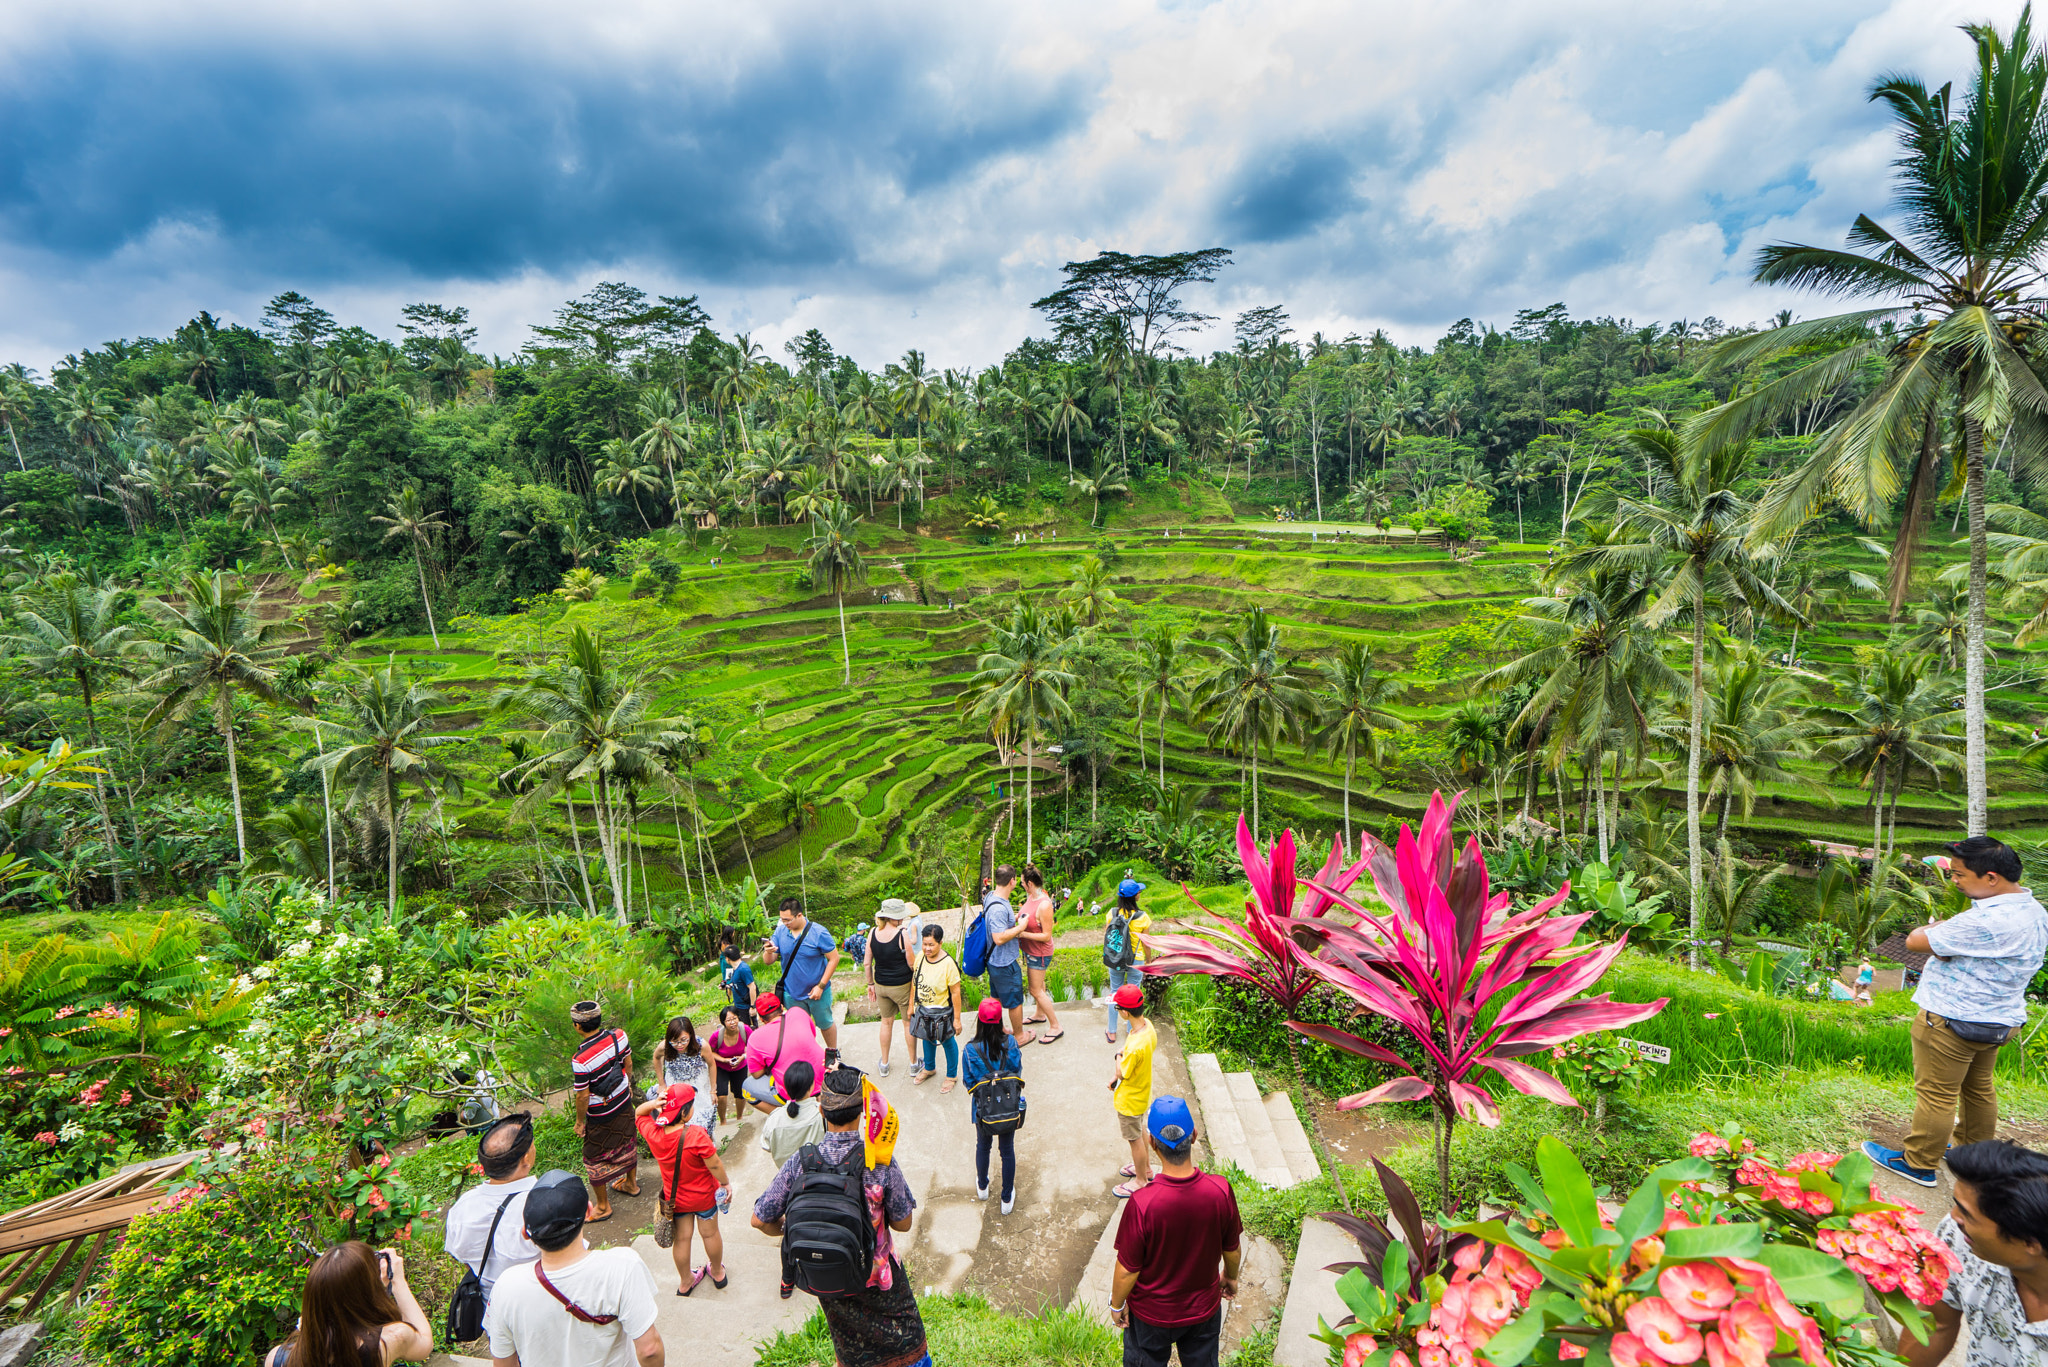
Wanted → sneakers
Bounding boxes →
[976,1185,990,1201]
[1861,1140,1939,1188]
[1001,1194,1015,1215]
[878,1061,890,1077]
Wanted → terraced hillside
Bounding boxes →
[364,512,2048,925]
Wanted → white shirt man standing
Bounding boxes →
[485,1170,663,1367]
[444,1113,543,1302]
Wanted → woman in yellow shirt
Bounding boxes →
[911,923,965,1092]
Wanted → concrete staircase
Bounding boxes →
[1186,1053,1319,1189]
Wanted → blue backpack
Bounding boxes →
[961,897,998,977]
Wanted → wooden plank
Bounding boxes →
[21,1237,80,1316]
[64,1230,109,1307]
[0,1190,176,1257]
[0,1245,53,1305]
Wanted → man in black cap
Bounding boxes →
[444,1113,541,1304]
[484,1169,663,1367]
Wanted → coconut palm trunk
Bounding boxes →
[1965,417,1990,836]
[221,690,249,863]
[565,789,597,916]
[411,545,440,650]
[76,687,123,902]
[383,766,401,918]
[1158,696,1168,789]
[836,587,851,687]
[1686,612,1706,970]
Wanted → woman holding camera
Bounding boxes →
[265,1241,432,1367]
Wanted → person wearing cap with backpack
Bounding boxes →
[751,1066,930,1367]
[1109,1096,1243,1367]
[483,1169,664,1367]
[1103,877,1153,1043]
[962,998,1026,1214]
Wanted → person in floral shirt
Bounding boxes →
[1905,1140,2048,1367]
[751,1068,927,1367]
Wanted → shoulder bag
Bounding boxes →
[534,1261,618,1325]
[908,956,956,1042]
[444,1192,515,1341]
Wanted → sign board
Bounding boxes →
[1617,1038,1672,1065]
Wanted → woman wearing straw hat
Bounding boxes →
[866,898,919,1077]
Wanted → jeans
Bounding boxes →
[1904,1009,2005,1169]
[1123,1308,1222,1367]
[976,1125,1016,1200]
[921,1035,959,1078]
[1106,965,1143,1033]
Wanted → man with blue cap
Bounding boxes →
[1108,1096,1242,1367]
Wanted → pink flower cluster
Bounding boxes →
[1338,1244,1541,1367]
[30,1131,55,1145]
[1613,1261,1826,1367]
[1815,1211,1958,1305]
[52,1005,75,1020]
[1730,1159,1833,1216]
[1689,1133,1755,1159]
[75,1078,108,1107]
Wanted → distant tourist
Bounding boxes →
[1902,1139,2048,1367]
[1017,866,1063,1044]
[718,935,758,1026]
[635,1084,731,1297]
[743,992,826,1107]
[265,1241,433,1367]
[751,1068,927,1363]
[653,1016,714,1132]
[911,923,964,1090]
[1108,1097,1242,1367]
[766,896,842,1070]
[569,1000,640,1222]
[485,1170,664,1367]
[443,1113,542,1305]
[866,898,919,1076]
[982,865,1037,1046]
[756,1059,826,1167]
[1104,878,1152,1043]
[1855,958,1876,1007]
[962,998,1025,1213]
[707,1007,751,1130]
[1110,984,1157,1198]
[1864,837,2048,1187]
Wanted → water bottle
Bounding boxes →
[716,1186,732,1216]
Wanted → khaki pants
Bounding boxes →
[1904,1009,2004,1170]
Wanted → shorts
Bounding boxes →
[675,1205,719,1221]
[874,981,914,1022]
[794,983,836,1029]
[716,1066,746,1098]
[988,959,1025,1010]
[1119,1110,1145,1142]
[1025,953,1053,973]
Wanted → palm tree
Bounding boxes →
[3,574,137,898]
[806,502,868,686]
[1812,652,1964,858]
[1072,462,1131,527]
[893,350,939,471]
[135,571,288,863]
[967,601,1075,862]
[491,626,678,922]
[1060,555,1120,627]
[595,441,664,529]
[715,335,769,450]
[1697,650,1826,841]
[1134,624,1186,792]
[1500,449,1545,543]
[1695,10,2048,837]
[1571,430,1791,962]
[1312,642,1405,846]
[371,486,450,649]
[0,378,33,472]
[776,775,821,905]
[633,388,694,476]
[1192,607,1312,842]
[1700,840,1791,959]
[307,661,463,918]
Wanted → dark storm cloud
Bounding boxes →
[0,37,1085,286]
[1215,140,1360,244]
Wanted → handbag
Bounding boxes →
[654,1136,681,1248]
[444,1191,514,1341]
[1940,1013,2014,1045]
[908,956,956,1042]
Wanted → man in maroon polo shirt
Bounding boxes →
[1109,1095,1242,1367]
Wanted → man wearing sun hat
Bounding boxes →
[1108,1096,1242,1367]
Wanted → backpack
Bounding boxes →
[1103,909,1136,969]
[842,929,868,968]
[779,1145,877,1299]
[961,898,998,978]
[444,1191,514,1342]
[970,1049,1027,1133]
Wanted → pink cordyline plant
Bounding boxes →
[1291,791,1669,1203]
[1143,818,1374,1207]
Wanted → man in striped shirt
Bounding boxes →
[571,1000,641,1222]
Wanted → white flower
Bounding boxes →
[234,975,253,993]
[307,919,323,936]
[58,1121,84,1142]
[285,940,312,959]
[251,965,273,981]
[367,965,384,988]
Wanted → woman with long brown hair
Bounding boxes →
[264,1241,432,1367]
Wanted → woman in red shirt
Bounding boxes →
[634,1083,733,1294]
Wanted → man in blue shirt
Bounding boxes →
[768,896,842,1068]
[983,865,1036,1047]
[1866,836,2048,1187]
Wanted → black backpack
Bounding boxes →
[970,1050,1027,1133]
[780,1145,877,1299]
[444,1191,514,1342]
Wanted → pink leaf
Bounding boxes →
[1448,1078,1500,1126]
[1480,1055,1580,1107]
[1492,996,1670,1049]
[1337,1075,1436,1108]
[1237,814,1274,920]
[1287,1020,1414,1067]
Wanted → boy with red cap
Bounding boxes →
[1109,983,1156,1198]
[634,1083,732,1296]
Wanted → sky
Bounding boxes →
[0,0,2025,374]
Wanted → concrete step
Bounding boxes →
[1275,1216,1360,1367]
[1069,1202,1127,1324]
[1226,1072,1296,1188]
[1263,1092,1321,1184]
[1186,1053,1251,1177]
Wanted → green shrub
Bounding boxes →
[758,1292,1119,1367]
[500,943,682,1095]
[80,1154,329,1367]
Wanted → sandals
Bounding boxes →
[585,1207,613,1224]
[1016,1030,1039,1047]
[940,1077,957,1093]
[1119,1164,1137,1178]
[1114,1179,1150,1199]
[1039,1029,1064,1044]
[680,1265,711,1297]
[1023,1015,1048,1026]
[913,1069,934,1085]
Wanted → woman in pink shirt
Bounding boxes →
[708,1007,752,1129]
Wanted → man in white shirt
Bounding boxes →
[445,1113,543,1301]
[1866,837,2048,1188]
[486,1170,663,1367]
[1903,1140,2048,1367]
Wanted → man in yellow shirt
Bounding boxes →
[1110,984,1157,1198]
